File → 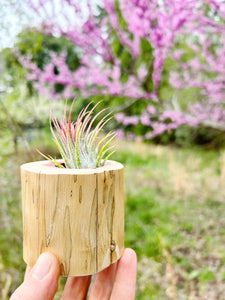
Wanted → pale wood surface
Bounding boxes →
[21,160,124,276]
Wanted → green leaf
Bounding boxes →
[95,134,116,167]
[75,123,82,169]
[36,149,65,168]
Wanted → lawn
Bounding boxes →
[1,131,225,299]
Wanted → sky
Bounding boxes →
[0,0,101,51]
[0,0,28,50]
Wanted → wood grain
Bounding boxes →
[21,160,124,276]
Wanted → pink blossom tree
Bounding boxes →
[18,0,225,139]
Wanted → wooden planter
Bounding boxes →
[20,160,124,276]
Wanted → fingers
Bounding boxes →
[110,248,137,300]
[61,262,117,300]
[24,266,32,280]
[10,253,60,300]
[61,275,91,300]
[89,261,117,300]
[11,249,137,300]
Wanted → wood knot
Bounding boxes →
[110,240,116,252]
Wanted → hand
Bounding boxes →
[10,248,137,300]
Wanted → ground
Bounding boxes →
[0,131,225,299]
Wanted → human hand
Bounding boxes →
[10,248,137,300]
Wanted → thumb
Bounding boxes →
[10,253,60,300]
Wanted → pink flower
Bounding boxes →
[115,113,125,123]
[116,129,125,140]
[147,105,156,115]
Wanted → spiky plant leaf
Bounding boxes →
[95,133,116,167]
[36,149,65,168]
[40,100,116,169]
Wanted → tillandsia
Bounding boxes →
[40,100,116,169]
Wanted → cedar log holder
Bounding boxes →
[20,159,124,276]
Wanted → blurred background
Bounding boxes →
[0,0,225,299]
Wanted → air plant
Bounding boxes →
[41,100,116,169]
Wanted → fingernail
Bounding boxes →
[32,253,52,280]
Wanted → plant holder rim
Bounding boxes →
[20,159,123,174]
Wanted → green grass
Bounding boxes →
[1,133,225,299]
[114,141,225,299]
